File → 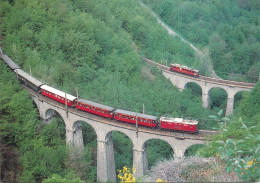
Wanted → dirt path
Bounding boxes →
[140,2,221,79]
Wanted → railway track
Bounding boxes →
[143,57,255,89]
[24,86,220,141]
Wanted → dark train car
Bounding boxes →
[1,54,20,70]
[160,117,198,133]
[40,85,76,106]
[75,98,115,118]
[114,109,158,128]
[170,63,199,77]
[15,69,43,92]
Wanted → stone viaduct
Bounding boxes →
[143,58,255,116]
[1,50,217,182]
[31,90,206,182]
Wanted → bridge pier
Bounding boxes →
[66,128,74,146]
[202,92,210,108]
[73,123,84,150]
[133,144,148,178]
[225,93,235,116]
[173,145,185,159]
[97,132,116,182]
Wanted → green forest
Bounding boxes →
[0,0,259,182]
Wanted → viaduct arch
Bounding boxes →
[31,92,205,182]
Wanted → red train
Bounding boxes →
[39,85,198,133]
[170,63,199,77]
[1,50,199,133]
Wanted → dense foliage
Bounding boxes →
[143,0,260,81]
[0,0,259,181]
[198,82,260,181]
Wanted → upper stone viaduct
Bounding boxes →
[143,58,255,116]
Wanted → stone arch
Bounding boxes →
[105,129,134,146]
[106,130,134,168]
[184,82,202,97]
[44,108,66,124]
[72,120,97,138]
[143,138,174,168]
[184,143,205,157]
[208,87,228,111]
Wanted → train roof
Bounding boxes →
[171,63,199,73]
[15,69,43,87]
[1,55,20,70]
[77,98,115,111]
[160,116,198,125]
[40,85,77,101]
[115,109,158,120]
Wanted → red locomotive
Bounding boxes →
[170,63,199,77]
[160,117,198,133]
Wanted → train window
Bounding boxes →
[118,114,121,117]
[79,103,81,106]
[105,111,108,114]
[86,105,89,108]
[82,104,85,107]
[114,113,117,116]
[101,110,104,113]
[93,108,96,111]
[190,125,193,128]
[131,117,135,120]
[58,96,60,99]
[140,119,143,122]
[97,109,100,112]
[68,100,70,103]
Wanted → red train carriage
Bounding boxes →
[160,117,198,133]
[170,63,199,77]
[40,85,76,107]
[75,98,115,118]
[114,109,158,128]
